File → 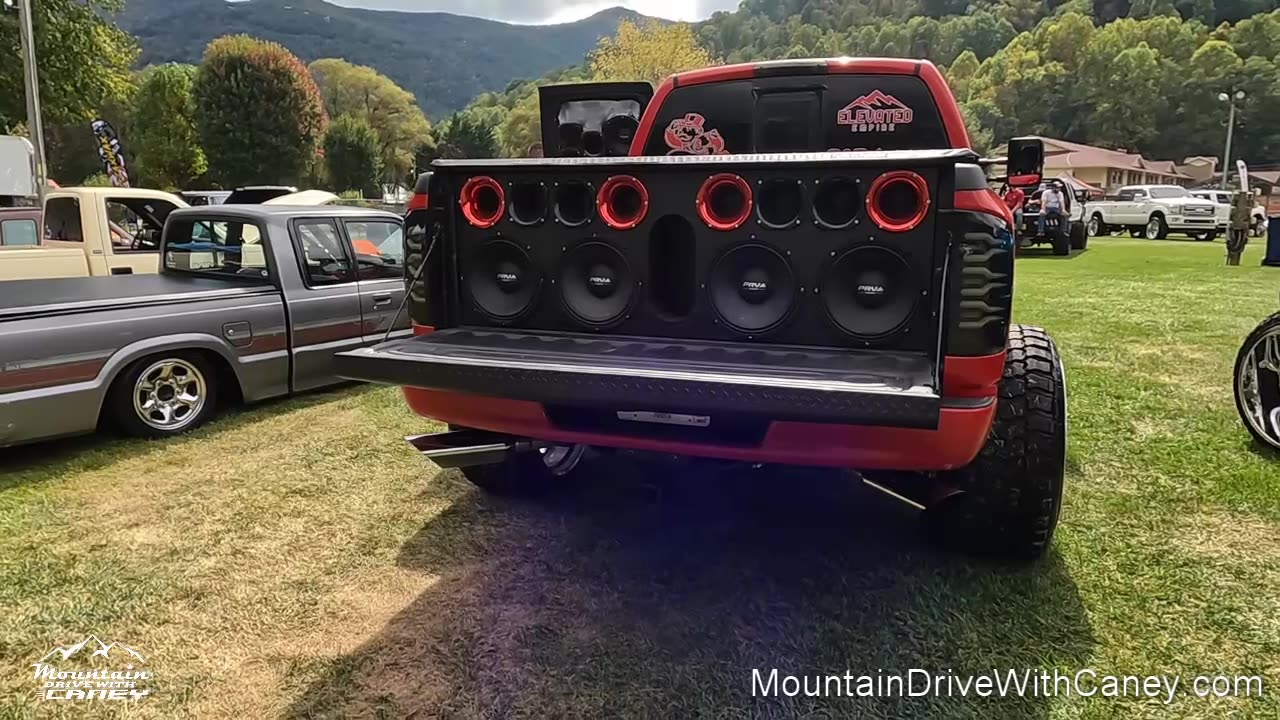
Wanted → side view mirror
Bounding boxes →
[1007,137,1044,188]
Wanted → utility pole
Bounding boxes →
[15,0,47,206]
[1218,90,1245,191]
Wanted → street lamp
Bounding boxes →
[1219,89,1245,191]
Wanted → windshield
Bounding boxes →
[1149,187,1190,199]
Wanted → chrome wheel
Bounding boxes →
[1087,215,1100,237]
[133,358,207,432]
[1144,217,1162,240]
[1236,328,1280,449]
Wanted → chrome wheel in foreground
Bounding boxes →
[133,358,207,431]
[1236,327,1280,450]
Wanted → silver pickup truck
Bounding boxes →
[0,204,410,448]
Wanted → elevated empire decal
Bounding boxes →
[838,91,915,133]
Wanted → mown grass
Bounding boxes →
[1,237,1278,719]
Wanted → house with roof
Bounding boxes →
[1032,136,1192,193]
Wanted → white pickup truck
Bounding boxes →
[1189,189,1269,238]
[1085,185,1219,241]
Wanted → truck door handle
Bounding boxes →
[372,294,393,308]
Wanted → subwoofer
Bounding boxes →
[708,243,796,334]
[464,239,541,323]
[560,241,635,328]
[602,113,640,156]
[822,245,916,339]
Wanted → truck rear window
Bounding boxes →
[164,219,271,281]
[643,75,949,156]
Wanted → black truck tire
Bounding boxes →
[1087,213,1106,237]
[108,352,219,439]
[1051,224,1070,255]
[1195,231,1218,242]
[927,325,1067,562]
[1145,214,1168,240]
[1069,220,1087,250]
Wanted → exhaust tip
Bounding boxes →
[460,176,505,229]
[867,171,930,233]
[697,173,753,231]
[598,175,649,230]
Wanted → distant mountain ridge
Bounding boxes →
[118,0,648,117]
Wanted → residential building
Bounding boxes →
[1030,136,1192,192]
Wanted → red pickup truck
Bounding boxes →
[337,57,1062,562]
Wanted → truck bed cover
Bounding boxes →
[0,274,277,322]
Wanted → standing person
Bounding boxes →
[1227,190,1251,266]
[1038,182,1065,238]
[1003,183,1025,237]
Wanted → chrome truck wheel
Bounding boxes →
[133,359,208,431]
[1235,312,1280,451]
[109,353,220,439]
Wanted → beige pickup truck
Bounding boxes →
[0,186,338,281]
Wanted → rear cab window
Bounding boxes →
[163,217,273,282]
[642,75,949,155]
[1,218,38,246]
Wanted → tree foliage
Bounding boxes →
[591,19,717,87]
[309,59,432,186]
[0,0,137,132]
[127,64,207,190]
[192,35,327,187]
[323,115,382,196]
[436,111,499,159]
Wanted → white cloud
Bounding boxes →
[326,0,739,24]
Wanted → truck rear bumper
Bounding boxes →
[396,387,994,471]
[336,329,1001,471]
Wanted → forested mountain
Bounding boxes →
[117,0,646,117]
[464,0,1280,163]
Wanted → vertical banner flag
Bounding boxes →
[91,119,130,188]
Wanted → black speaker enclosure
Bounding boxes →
[433,153,956,356]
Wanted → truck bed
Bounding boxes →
[0,274,277,322]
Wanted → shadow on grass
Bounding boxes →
[289,460,1094,719]
[0,383,374,488]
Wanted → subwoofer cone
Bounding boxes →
[708,243,796,335]
[813,176,861,229]
[508,181,547,226]
[558,121,584,155]
[757,178,803,228]
[582,130,605,157]
[822,245,916,339]
[560,241,634,328]
[554,181,594,227]
[465,239,540,322]
[602,113,639,156]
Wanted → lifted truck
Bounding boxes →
[338,58,1067,561]
[1018,180,1088,255]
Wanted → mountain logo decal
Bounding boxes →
[31,635,154,703]
[837,91,914,133]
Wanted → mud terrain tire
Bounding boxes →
[927,325,1067,562]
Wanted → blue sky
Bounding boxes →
[327,0,740,24]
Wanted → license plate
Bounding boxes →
[617,411,711,427]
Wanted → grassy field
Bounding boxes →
[1,237,1279,719]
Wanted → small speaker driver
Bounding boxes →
[708,243,797,335]
[560,241,635,328]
